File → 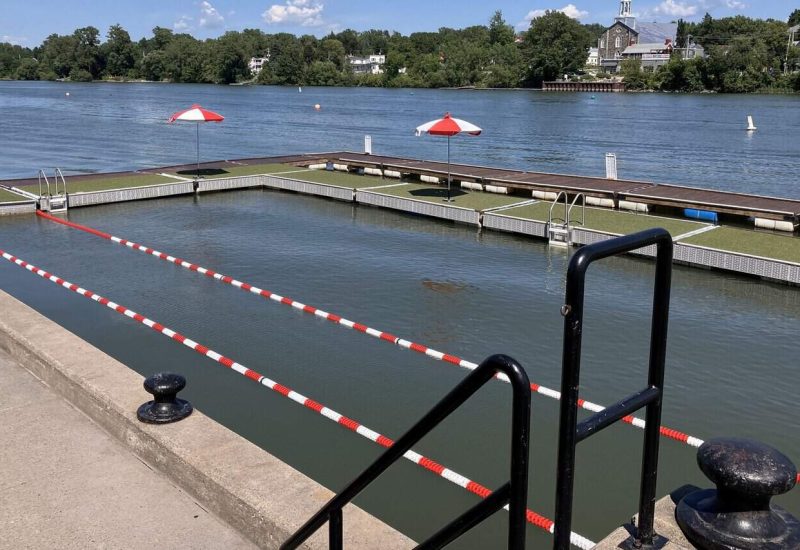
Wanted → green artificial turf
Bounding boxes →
[500,202,704,237]
[172,163,302,178]
[368,183,529,209]
[20,174,177,194]
[0,189,30,202]
[683,226,800,264]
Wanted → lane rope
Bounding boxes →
[0,247,595,549]
[35,211,709,448]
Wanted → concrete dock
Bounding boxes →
[0,347,257,549]
[0,290,414,549]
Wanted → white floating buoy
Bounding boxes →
[65,92,70,97]
[314,103,321,111]
[746,115,757,131]
[298,86,302,93]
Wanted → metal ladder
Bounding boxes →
[547,192,585,247]
[38,168,68,213]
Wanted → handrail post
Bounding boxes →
[554,228,672,550]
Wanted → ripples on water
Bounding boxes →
[0,189,797,547]
[1,81,798,198]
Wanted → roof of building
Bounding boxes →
[789,24,800,33]
[636,21,678,43]
[608,20,638,35]
[623,42,671,55]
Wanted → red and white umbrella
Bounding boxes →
[168,104,224,178]
[415,112,482,201]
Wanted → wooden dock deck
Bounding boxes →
[313,152,800,225]
[3,151,799,229]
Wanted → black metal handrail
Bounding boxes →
[554,228,673,550]
[281,354,532,550]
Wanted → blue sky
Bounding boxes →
[2,1,796,47]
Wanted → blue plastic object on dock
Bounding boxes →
[684,208,718,223]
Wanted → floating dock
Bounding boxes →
[0,152,797,285]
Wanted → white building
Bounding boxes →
[347,54,385,75]
[248,56,269,75]
[587,47,599,67]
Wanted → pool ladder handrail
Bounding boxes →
[280,354,532,550]
[548,192,585,246]
[37,168,68,213]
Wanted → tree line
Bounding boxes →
[1,9,798,92]
[622,9,800,92]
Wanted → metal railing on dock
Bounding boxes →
[554,228,673,549]
[281,354,532,550]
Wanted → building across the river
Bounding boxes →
[597,0,703,73]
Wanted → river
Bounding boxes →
[0,82,798,547]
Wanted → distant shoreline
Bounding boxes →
[4,78,799,95]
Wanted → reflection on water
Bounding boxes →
[0,190,797,547]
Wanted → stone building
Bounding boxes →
[599,21,639,73]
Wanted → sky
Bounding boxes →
[1,0,796,47]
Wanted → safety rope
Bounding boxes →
[36,212,707,448]
[0,247,595,549]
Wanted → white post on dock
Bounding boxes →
[364,135,372,155]
[605,153,618,180]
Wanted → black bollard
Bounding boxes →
[676,437,800,549]
[137,373,193,424]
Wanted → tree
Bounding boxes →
[266,34,305,84]
[38,33,77,78]
[488,11,515,46]
[788,9,800,28]
[658,58,703,91]
[73,26,102,78]
[14,57,39,80]
[104,24,135,78]
[676,19,688,49]
[522,11,591,86]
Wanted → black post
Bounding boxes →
[554,229,672,550]
[635,237,672,546]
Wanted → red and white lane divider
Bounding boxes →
[0,247,595,549]
[36,211,708,450]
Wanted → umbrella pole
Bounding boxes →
[196,124,200,180]
[447,136,451,202]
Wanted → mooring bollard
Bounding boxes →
[137,372,193,424]
[676,437,800,549]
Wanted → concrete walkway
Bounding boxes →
[0,349,256,550]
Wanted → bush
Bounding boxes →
[69,68,93,82]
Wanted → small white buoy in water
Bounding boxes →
[746,115,757,131]
[298,86,302,93]
[314,103,321,111]
[65,92,70,97]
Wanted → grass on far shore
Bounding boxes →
[499,201,705,237]
[683,226,800,264]
[0,189,31,202]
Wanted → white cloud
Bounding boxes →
[722,0,746,9]
[522,4,589,26]
[199,1,225,28]
[173,16,193,32]
[263,0,325,27]
[1,35,27,45]
[653,0,698,17]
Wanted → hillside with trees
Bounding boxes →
[1,9,798,92]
